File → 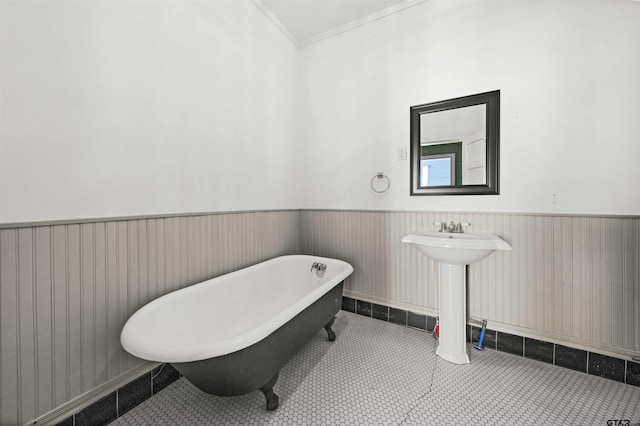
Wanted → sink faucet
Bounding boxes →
[436,221,470,234]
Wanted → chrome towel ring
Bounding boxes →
[370,172,390,193]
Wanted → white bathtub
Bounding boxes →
[120,254,353,410]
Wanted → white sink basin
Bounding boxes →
[402,231,511,265]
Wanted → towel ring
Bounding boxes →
[371,172,390,193]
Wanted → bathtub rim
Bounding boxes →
[120,255,353,363]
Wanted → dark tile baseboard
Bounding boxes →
[342,297,435,332]
[589,352,626,383]
[555,345,587,373]
[524,338,554,364]
[343,296,640,388]
[54,364,181,426]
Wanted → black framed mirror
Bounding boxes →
[410,90,500,195]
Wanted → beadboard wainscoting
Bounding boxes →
[2,208,639,425]
[300,210,640,359]
[0,210,300,426]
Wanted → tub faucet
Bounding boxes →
[310,262,327,277]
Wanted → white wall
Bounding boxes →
[297,0,640,215]
[0,0,299,224]
[2,1,639,223]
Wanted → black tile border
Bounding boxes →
[341,296,355,313]
[524,338,554,364]
[389,307,408,326]
[152,363,181,395]
[407,312,427,330]
[342,296,640,388]
[371,303,389,321]
[356,300,372,317]
[627,361,640,387]
[589,352,626,383]
[497,332,524,356]
[74,392,117,426]
[57,364,181,426]
[117,373,152,417]
[555,344,587,373]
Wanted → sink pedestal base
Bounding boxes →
[436,263,470,364]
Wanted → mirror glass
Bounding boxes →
[410,90,500,195]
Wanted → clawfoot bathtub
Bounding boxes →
[121,255,353,410]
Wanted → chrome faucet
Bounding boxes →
[310,262,327,277]
[436,221,470,234]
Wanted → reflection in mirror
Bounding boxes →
[421,153,455,186]
[420,104,485,186]
[410,90,500,196]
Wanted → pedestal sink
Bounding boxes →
[402,230,511,364]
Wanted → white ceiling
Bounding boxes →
[253,0,428,47]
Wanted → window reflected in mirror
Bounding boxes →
[420,153,455,186]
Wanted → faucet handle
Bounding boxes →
[434,222,447,232]
[454,222,471,233]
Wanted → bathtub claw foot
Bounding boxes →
[324,317,336,341]
[264,390,279,411]
[261,373,280,411]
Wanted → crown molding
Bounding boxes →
[252,0,301,47]
[298,0,428,48]
[252,0,429,49]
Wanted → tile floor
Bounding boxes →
[111,312,640,425]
